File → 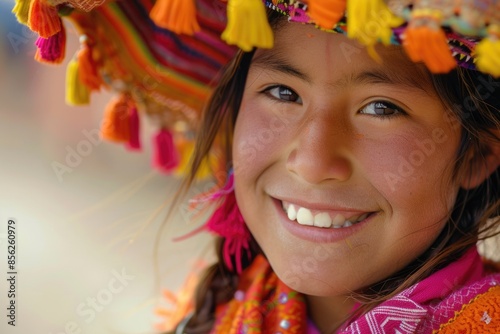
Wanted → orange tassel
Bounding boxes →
[150,0,200,35]
[100,94,134,143]
[77,41,102,91]
[403,26,456,73]
[28,0,61,38]
[308,0,346,29]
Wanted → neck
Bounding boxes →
[306,294,356,333]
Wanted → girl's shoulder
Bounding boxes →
[433,273,500,333]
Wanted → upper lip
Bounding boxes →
[274,195,371,214]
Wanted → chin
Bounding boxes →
[267,254,356,297]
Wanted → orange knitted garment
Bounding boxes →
[435,285,500,333]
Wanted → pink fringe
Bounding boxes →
[189,173,234,204]
[126,107,142,151]
[173,171,251,273]
[152,128,179,173]
[206,172,251,273]
[205,190,251,274]
[35,27,65,62]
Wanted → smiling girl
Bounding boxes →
[173,5,500,334]
[17,0,500,333]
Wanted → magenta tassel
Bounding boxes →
[35,28,65,63]
[152,128,179,173]
[172,171,251,273]
[205,173,251,274]
[126,107,142,151]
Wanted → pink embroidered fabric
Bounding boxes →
[337,248,500,333]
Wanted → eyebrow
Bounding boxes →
[251,50,432,95]
[252,51,312,83]
[347,69,431,94]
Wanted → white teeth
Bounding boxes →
[287,204,297,221]
[314,213,332,228]
[331,214,346,227]
[283,201,369,229]
[296,207,314,226]
[342,221,353,228]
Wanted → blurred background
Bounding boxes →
[0,2,213,333]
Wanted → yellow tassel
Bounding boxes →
[308,0,346,29]
[66,58,90,106]
[28,0,61,38]
[12,0,33,25]
[221,0,274,52]
[476,26,500,77]
[347,0,404,47]
[150,0,200,35]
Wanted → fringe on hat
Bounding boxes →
[34,21,66,64]
[222,0,274,52]
[66,57,91,105]
[150,0,201,35]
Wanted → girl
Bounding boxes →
[173,6,500,334]
[17,0,500,333]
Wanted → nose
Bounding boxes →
[286,114,353,184]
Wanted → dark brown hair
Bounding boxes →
[168,12,500,333]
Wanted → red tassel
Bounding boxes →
[77,40,102,91]
[34,20,65,64]
[28,0,62,38]
[100,94,133,143]
[205,172,251,274]
[152,128,180,173]
[126,107,142,151]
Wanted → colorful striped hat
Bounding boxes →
[13,0,500,175]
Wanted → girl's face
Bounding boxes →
[233,23,462,297]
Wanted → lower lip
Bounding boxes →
[272,198,374,243]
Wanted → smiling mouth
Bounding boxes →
[281,201,374,229]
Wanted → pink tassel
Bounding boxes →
[126,107,142,151]
[35,22,66,63]
[205,189,251,274]
[152,128,179,173]
[172,171,251,273]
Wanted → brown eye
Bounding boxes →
[266,85,302,103]
[360,101,404,117]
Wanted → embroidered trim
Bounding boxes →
[434,285,500,333]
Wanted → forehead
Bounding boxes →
[251,22,434,93]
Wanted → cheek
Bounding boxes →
[361,129,459,217]
[232,101,291,177]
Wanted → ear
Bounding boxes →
[460,132,500,189]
